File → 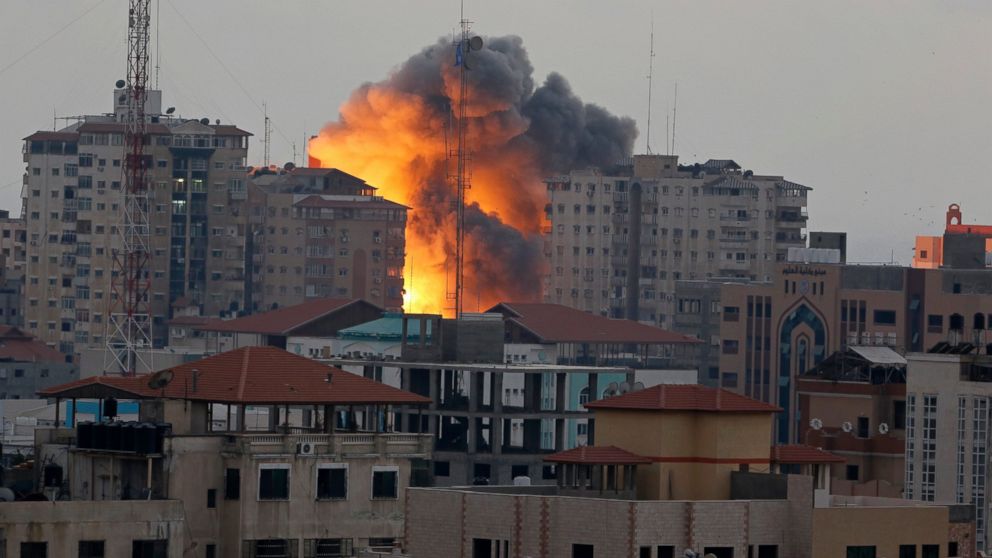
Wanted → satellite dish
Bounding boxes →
[469,36,484,51]
[115,79,126,88]
[603,382,619,397]
[0,487,14,502]
[215,119,220,125]
[199,117,210,125]
[841,421,853,433]
[146,369,174,390]
[809,418,823,430]
[165,107,176,115]
[284,162,296,171]
[618,382,631,394]
[632,382,645,391]
[683,550,698,558]
[879,422,890,435]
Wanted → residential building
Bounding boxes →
[718,260,992,443]
[0,326,76,399]
[543,154,810,327]
[798,346,907,497]
[0,209,26,281]
[915,204,992,269]
[905,350,992,552]
[406,383,971,558]
[247,166,407,312]
[22,346,431,557]
[21,89,250,360]
[325,303,701,486]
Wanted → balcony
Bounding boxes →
[227,432,432,457]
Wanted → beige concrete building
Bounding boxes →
[18,346,431,557]
[247,167,407,313]
[543,155,809,327]
[0,209,26,281]
[718,261,992,444]
[406,383,970,558]
[905,352,992,552]
[21,89,250,361]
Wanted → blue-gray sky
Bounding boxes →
[2,0,990,263]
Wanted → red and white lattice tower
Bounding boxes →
[105,0,153,376]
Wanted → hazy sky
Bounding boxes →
[2,0,990,264]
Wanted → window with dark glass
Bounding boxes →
[317,467,347,500]
[21,543,47,558]
[857,417,870,439]
[846,548,876,558]
[131,540,167,558]
[894,401,907,429]
[225,468,240,500]
[898,545,916,558]
[371,469,398,499]
[434,461,450,477]
[207,488,216,508]
[304,539,353,558]
[657,547,675,558]
[921,545,939,558]
[873,310,896,325]
[259,467,290,500]
[78,541,105,558]
[572,544,594,558]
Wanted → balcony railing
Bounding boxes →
[228,431,432,457]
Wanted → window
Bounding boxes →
[927,314,943,332]
[846,464,859,481]
[894,400,907,429]
[512,464,529,478]
[572,544,595,558]
[757,546,779,558]
[78,541,105,558]
[857,416,870,439]
[225,468,240,499]
[316,465,347,500]
[873,309,897,325]
[657,548,675,558]
[244,540,296,558]
[921,545,938,558]
[899,546,916,558]
[703,548,733,558]
[722,340,739,354]
[131,540,167,558]
[434,461,450,477]
[258,464,290,500]
[304,539,353,558]
[948,542,958,556]
[207,488,216,508]
[206,545,216,558]
[542,465,556,480]
[20,543,47,558]
[371,466,398,499]
[640,548,651,558]
[846,548,876,558]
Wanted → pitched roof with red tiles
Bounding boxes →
[211,125,252,137]
[23,131,78,142]
[489,302,701,345]
[0,326,66,363]
[39,346,429,405]
[294,195,409,210]
[545,445,651,465]
[771,444,845,464]
[198,298,378,335]
[584,383,781,413]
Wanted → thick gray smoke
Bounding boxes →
[314,34,638,307]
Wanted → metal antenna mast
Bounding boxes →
[645,19,655,154]
[106,0,153,376]
[449,6,482,319]
[263,102,271,167]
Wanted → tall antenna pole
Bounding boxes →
[671,82,678,156]
[106,0,153,376]
[645,19,655,155]
[154,0,160,89]
[263,102,271,167]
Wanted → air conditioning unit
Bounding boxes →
[297,442,315,456]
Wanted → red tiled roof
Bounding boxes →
[294,195,409,211]
[23,131,78,142]
[168,316,221,327]
[39,346,429,405]
[584,383,781,413]
[0,326,66,363]
[771,444,845,464]
[489,302,701,345]
[211,125,252,137]
[198,299,377,335]
[545,445,650,465]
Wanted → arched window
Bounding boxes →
[797,338,809,376]
[578,387,590,405]
[975,313,986,331]
[950,314,965,332]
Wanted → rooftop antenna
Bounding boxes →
[263,102,271,167]
[154,0,160,89]
[666,111,670,156]
[671,82,678,156]
[645,18,655,155]
[105,0,153,377]
[448,0,482,319]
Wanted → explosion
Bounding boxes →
[309,35,637,314]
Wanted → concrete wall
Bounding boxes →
[0,499,185,557]
[406,476,813,558]
[812,505,950,558]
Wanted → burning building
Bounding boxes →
[309,35,637,314]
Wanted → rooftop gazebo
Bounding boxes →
[545,445,651,499]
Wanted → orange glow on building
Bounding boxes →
[913,203,992,268]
